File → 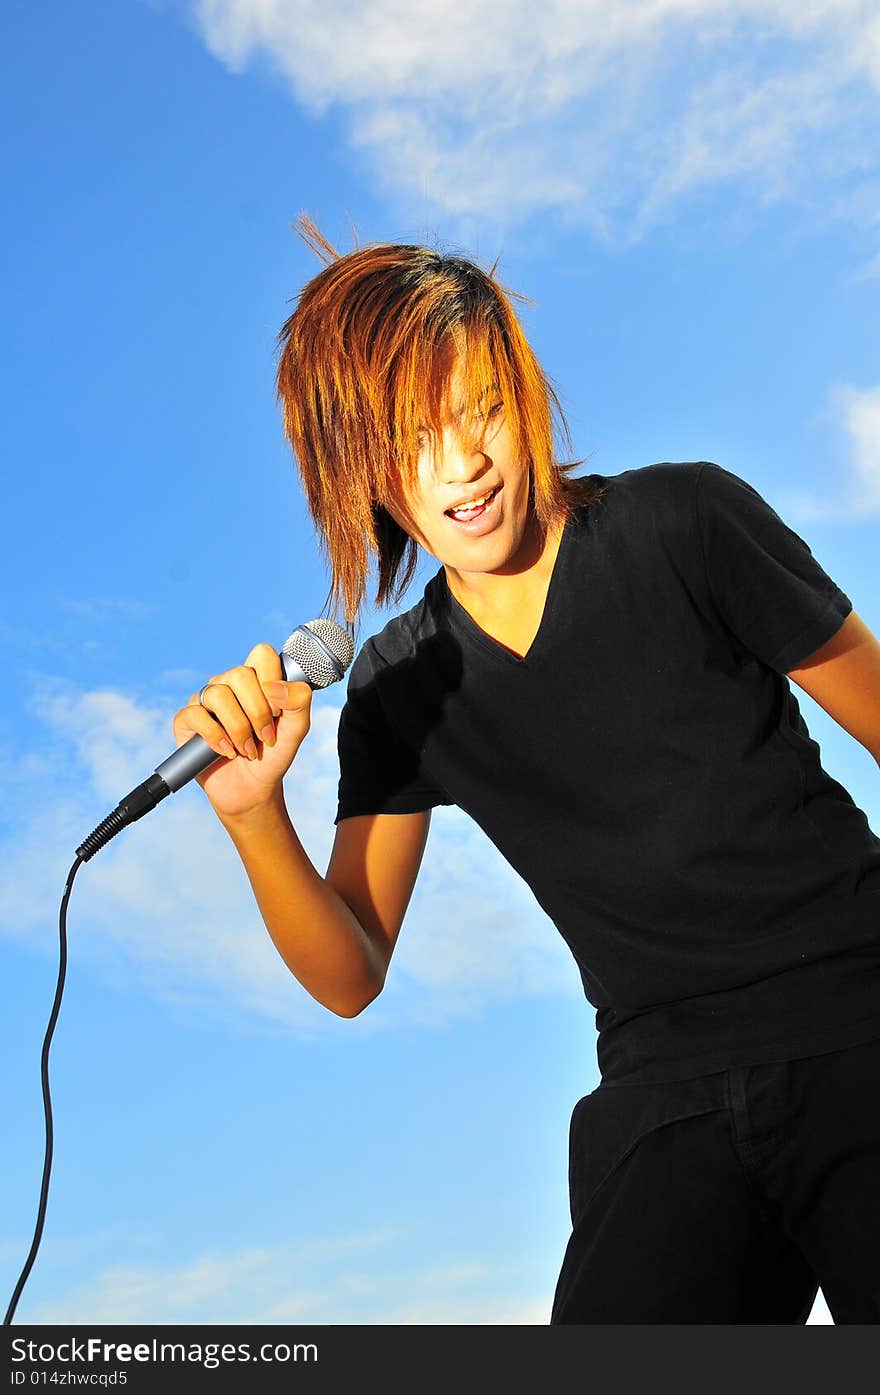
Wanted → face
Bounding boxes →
[384,359,537,583]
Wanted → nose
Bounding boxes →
[434,424,491,486]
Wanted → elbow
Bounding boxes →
[329,979,384,1019]
[332,1000,370,1019]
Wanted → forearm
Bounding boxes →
[217,791,384,1016]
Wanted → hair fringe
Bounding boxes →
[276,214,605,626]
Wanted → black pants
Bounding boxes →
[551,1034,880,1323]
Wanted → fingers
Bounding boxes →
[262,679,312,712]
[175,695,238,763]
[244,640,284,686]
[244,641,311,717]
[176,642,313,764]
[199,665,279,758]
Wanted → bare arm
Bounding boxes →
[171,640,431,1017]
[325,807,432,982]
[786,610,880,769]
[217,796,431,1017]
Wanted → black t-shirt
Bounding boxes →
[335,461,880,1083]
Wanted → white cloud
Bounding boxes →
[778,380,880,522]
[188,0,880,239]
[0,674,579,1034]
[835,382,880,503]
[20,1228,834,1323]
[24,1231,549,1323]
[397,804,578,1026]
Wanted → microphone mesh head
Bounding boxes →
[282,619,355,689]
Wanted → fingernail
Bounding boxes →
[245,738,257,760]
[260,723,276,746]
[219,739,235,758]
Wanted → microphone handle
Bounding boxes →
[75,653,310,861]
[155,653,309,792]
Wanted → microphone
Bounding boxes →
[75,620,355,862]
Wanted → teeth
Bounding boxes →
[450,488,495,514]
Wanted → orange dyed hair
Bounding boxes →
[276,214,603,624]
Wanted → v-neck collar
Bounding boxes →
[437,510,577,667]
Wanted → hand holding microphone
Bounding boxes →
[173,642,314,821]
[76,619,354,860]
[6,620,355,1326]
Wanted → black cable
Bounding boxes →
[4,854,85,1326]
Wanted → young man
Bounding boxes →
[173,218,880,1323]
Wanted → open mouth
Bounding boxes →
[444,484,501,523]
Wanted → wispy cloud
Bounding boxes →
[24,1231,548,1323]
[60,596,155,624]
[778,380,880,522]
[835,382,880,504]
[20,1227,832,1323]
[188,0,880,240]
[0,674,579,1034]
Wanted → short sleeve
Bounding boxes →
[696,461,852,673]
[334,642,453,824]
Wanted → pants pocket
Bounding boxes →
[566,1076,726,1228]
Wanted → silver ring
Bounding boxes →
[198,682,213,707]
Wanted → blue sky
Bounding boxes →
[3,0,880,1325]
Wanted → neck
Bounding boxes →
[445,507,567,619]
